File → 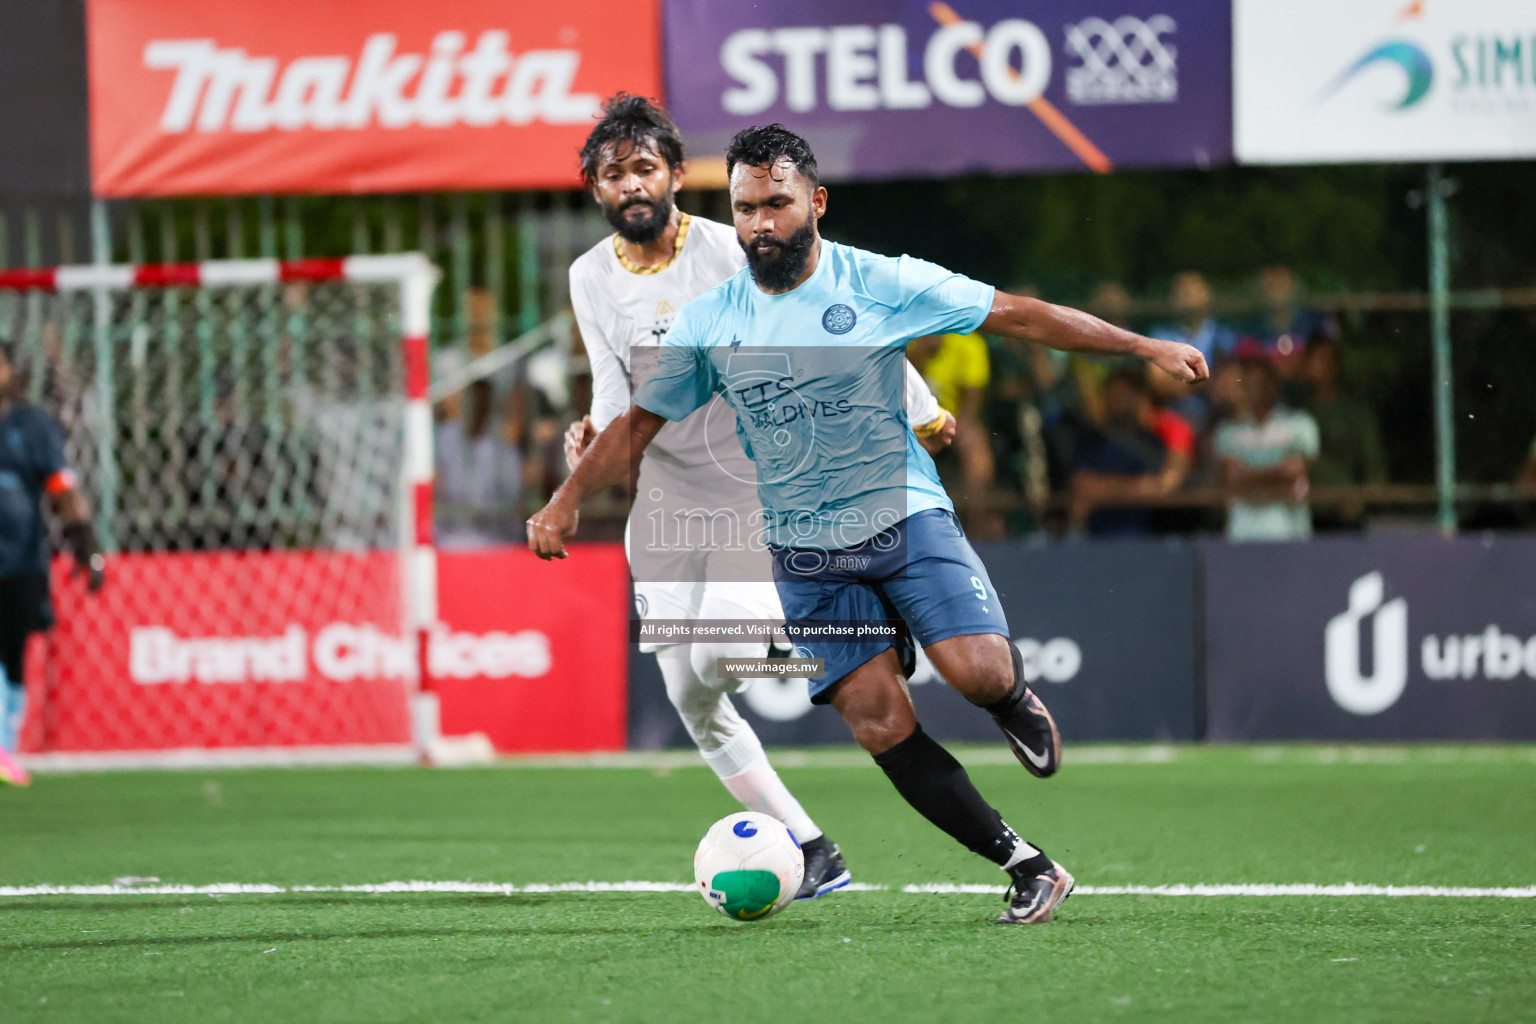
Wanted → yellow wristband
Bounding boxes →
[914,410,952,439]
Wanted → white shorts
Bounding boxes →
[626,513,786,654]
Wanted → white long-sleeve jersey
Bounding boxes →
[569,214,945,500]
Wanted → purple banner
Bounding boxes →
[663,0,1231,181]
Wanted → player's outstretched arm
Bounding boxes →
[981,293,1209,384]
[527,404,666,560]
[51,484,105,592]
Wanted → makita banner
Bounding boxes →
[1204,536,1536,740]
[628,540,1199,749]
[86,0,662,196]
[662,0,1230,181]
[434,546,629,754]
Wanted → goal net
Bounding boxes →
[0,256,437,767]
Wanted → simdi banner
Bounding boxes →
[1204,536,1536,741]
[663,0,1231,181]
[1235,0,1536,164]
[87,0,661,196]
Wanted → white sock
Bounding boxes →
[704,732,823,843]
[654,645,824,843]
[0,665,22,753]
[1002,839,1045,871]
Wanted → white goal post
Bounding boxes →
[0,254,473,768]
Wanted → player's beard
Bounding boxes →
[603,192,674,244]
[740,219,817,292]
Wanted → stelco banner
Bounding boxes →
[629,541,1199,749]
[1235,0,1536,164]
[663,0,1231,180]
[1204,536,1536,740]
[86,0,662,196]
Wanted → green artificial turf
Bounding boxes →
[3,745,1534,1023]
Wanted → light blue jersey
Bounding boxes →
[633,240,994,550]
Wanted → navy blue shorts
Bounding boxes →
[770,509,1010,702]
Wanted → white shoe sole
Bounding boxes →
[796,869,852,900]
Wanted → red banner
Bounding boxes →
[21,544,631,756]
[87,0,662,196]
[433,546,629,754]
[23,550,413,753]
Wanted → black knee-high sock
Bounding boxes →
[872,725,1052,875]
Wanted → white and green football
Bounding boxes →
[693,812,804,922]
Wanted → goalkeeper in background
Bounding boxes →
[0,340,105,786]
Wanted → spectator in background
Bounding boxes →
[909,331,1001,537]
[1152,272,1239,368]
[1215,357,1319,542]
[1068,367,1190,536]
[1518,435,1536,496]
[1514,432,1536,534]
[981,322,1049,532]
[435,376,524,549]
[1250,266,1338,368]
[1027,282,1129,508]
[1149,272,1237,429]
[1300,336,1387,531]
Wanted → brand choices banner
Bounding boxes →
[24,550,414,753]
[22,545,629,755]
[87,0,661,196]
[627,541,1200,749]
[663,0,1231,180]
[1235,0,1536,164]
[1204,536,1536,740]
[434,546,629,753]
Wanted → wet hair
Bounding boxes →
[724,124,819,187]
[578,94,685,189]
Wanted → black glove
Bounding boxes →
[62,521,105,592]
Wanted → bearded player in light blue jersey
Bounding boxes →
[530,125,1207,925]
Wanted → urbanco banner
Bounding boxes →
[627,540,1199,749]
[87,0,662,196]
[663,0,1232,181]
[1235,0,1536,164]
[1204,536,1536,740]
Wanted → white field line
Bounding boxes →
[506,746,1181,770]
[2,881,1532,898]
[18,744,1536,775]
[492,744,1536,770]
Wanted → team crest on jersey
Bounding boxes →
[821,304,856,335]
[655,300,674,316]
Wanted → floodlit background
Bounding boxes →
[0,2,1532,1021]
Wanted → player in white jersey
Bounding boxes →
[534,124,1207,925]
[565,96,955,899]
